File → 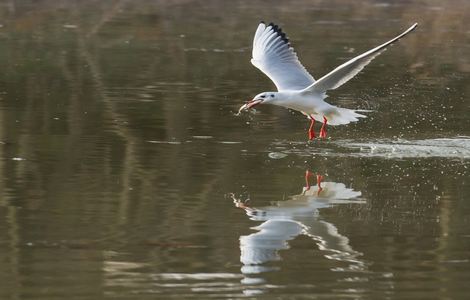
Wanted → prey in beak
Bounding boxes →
[238,99,263,114]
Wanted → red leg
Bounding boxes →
[316,174,324,196]
[304,170,313,191]
[308,117,316,140]
[319,116,328,139]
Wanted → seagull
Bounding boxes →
[239,21,418,140]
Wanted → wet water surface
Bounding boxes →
[0,0,469,299]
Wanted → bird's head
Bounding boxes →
[244,92,278,109]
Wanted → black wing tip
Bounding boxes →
[266,21,290,44]
[260,20,265,24]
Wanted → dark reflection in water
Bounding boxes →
[232,171,368,295]
[0,0,469,299]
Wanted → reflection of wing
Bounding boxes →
[303,23,417,93]
[251,22,315,91]
[240,220,303,267]
[303,219,365,269]
[308,220,354,253]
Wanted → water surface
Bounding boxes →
[0,0,469,299]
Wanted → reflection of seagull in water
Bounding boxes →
[239,22,418,139]
[232,170,365,283]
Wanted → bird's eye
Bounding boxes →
[270,94,274,97]
[260,95,266,98]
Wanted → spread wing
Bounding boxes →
[251,22,315,91]
[303,23,418,94]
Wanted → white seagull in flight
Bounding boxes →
[239,21,418,140]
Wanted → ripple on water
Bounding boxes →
[103,259,282,298]
[338,137,470,159]
[268,152,288,159]
[270,137,470,159]
[146,140,182,145]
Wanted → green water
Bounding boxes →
[0,0,469,299]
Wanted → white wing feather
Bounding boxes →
[303,23,418,94]
[251,22,315,91]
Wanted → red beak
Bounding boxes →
[237,99,263,115]
[245,99,262,109]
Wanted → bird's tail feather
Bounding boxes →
[313,107,367,126]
